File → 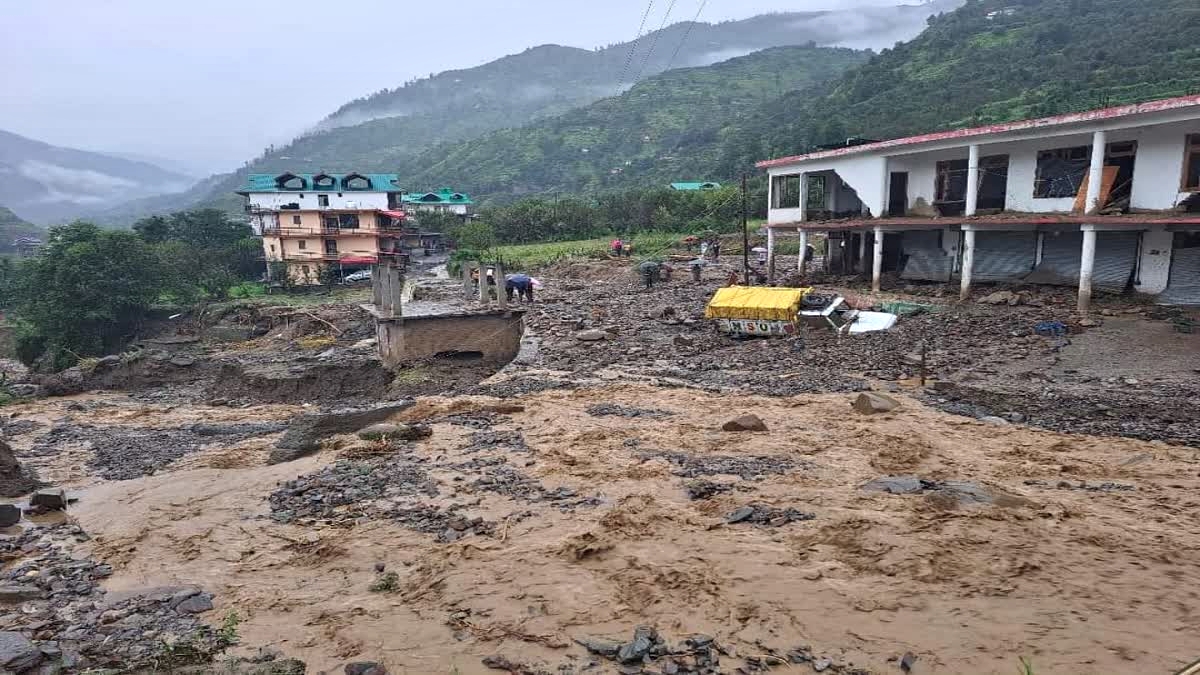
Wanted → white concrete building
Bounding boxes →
[759,95,1200,309]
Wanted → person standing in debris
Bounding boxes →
[689,258,704,282]
[505,273,535,303]
[623,241,633,258]
[711,239,721,260]
[699,240,709,259]
[638,260,661,290]
[611,238,624,257]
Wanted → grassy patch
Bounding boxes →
[492,232,689,270]
[369,572,400,593]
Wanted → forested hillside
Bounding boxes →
[402,46,867,199]
[405,0,1200,203]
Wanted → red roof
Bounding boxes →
[339,256,378,264]
[757,94,1200,170]
[380,210,407,219]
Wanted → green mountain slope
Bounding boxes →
[107,3,958,222]
[401,0,1200,203]
[722,0,1200,170]
[402,46,869,199]
[0,206,44,253]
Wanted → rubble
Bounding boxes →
[642,449,802,480]
[357,422,432,442]
[0,439,40,498]
[586,404,675,420]
[724,503,816,526]
[268,455,439,526]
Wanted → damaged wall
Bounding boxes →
[1135,227,1174,294]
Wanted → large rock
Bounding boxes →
[0,584,42,604]
[0,505,19,528]
[852,392,901,415]
[574,329,609,342]
[978,290,1020,306]
[30,489,66,511]
[4,384,41,398]
[721,414,767,432]
[344,663,388,675]
[269,401,414,465]
[0,440,40,499]
[0,631,42,672]
[357,423,432,442]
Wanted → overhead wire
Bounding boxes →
[615,0,658,94]
[629,0,680,86]
[663,0,709,73]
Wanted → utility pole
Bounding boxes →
[741,174,750,285]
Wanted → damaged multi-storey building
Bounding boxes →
[759,94,1200,309]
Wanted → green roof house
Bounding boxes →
[401,188,474,215]
[670,181,722,191]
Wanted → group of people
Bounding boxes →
[470,267,538,303]
[610,238,634,257]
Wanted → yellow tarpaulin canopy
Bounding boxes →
[704,286,812,322]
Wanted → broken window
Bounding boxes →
[1184,134,1200,192]
[1035,146,1091,198]
[935,159,969,207]
[805,175,827,212]
[318,195,330,208]
[771,175,801,209]
[291,215,301,225]
[339,214,360,229]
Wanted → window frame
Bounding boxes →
[770,174,802,209]
[1033,145,1092,199]
[1183,133,1200,193]
[291,215,301,225]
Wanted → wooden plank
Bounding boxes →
[1073,165,1119,213]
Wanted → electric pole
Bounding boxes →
[741,173,750,285]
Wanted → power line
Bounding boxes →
[615,0,657,94]
[663,0,709,73]
[630,0,680,86]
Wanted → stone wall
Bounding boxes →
[376,311,524,368]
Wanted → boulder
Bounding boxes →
[851,392,901,415]
[30,489,67,511]
[721,414,767,432]
[0,631,42,672]
[270,401,415,465]
[0,505,19,528]
[617,626,658,664]
[574,329,609,342]
[0,441,40,500]
[4,384,41,398]
[0,584,42,604]
[980,416,1010,426]
[978,290,1020,305]
[169,355,197,367]
[175,592,214,614]
[345,663,388,675]
[357,423,432,442]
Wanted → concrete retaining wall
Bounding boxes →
[376,311,524,368]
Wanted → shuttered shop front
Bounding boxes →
[1159,246,1200,305]
[972,231,1037,282]
[1025,231,1139,291]
[900,230,953,282]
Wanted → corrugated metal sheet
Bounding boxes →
[1159,247,1200,306]
[900,230,953,282]
[972,231,1037,282]
[1025,231,1138,291]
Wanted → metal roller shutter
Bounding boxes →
[972,231,1037,282]
[1024,231,1138,291]
[1159,246,1200,306]
[1025,230,1081,286]
[1092,231,1139,292]
[900,230,953,282]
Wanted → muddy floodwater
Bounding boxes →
[4,383,1198,674]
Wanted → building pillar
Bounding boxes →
[462,262,475,300]
[797,173,808,223]
[871,226,884,293]
[965,144,981,217]
[1086,130,1107,215]
[495,261,507,310]
[857,231,867,274]
[798,229,809,276]
[959,226,976,301]
[1078,226,1097,313]
[766,227,777,283]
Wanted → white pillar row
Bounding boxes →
[1086,130,1107,215]
[1078,225,1097,313]
[797,173,808,223]
[965,144,981,217]
[959,226,976,301]
[857,231,867,274]
[797,229,809,275]
[871,226,884,293]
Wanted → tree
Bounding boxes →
[135,209,260,299]
[13,222,163,369]
[451,220,498,252]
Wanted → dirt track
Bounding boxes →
[5,382,1197,674]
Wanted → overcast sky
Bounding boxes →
[1,0,902,174]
